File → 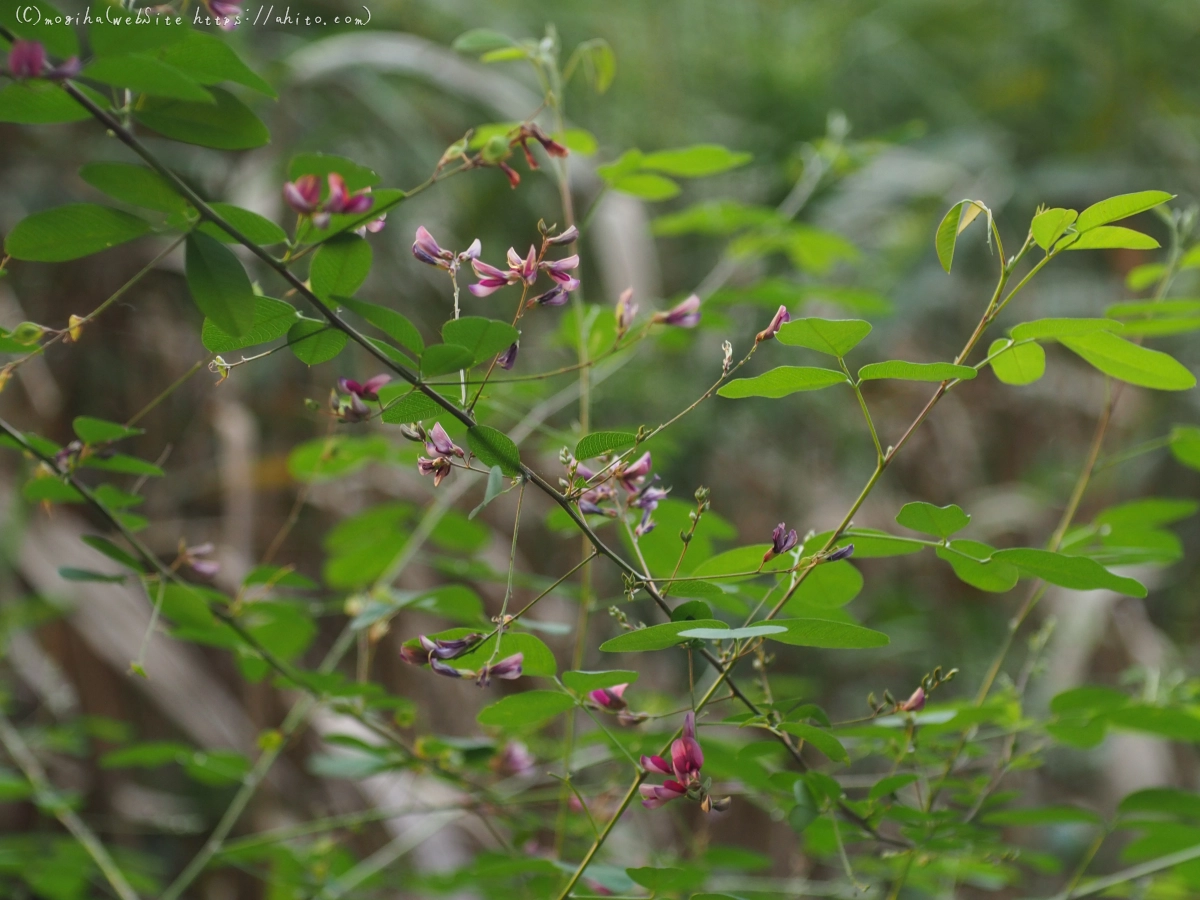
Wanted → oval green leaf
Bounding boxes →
[477,690,575,730]
[467,425,522,476]
[1060,332,1194,391]
[185,232,256,337]
[717,366,847,399]
[858,361,977,382]
[6,204,153,262]
[776,318,872,357]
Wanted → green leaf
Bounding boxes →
[185,232,256,337]
[575,431,637,460]
[778,722,849,763]
[1119,787,1200,821]
[768,618,889,649]
[717,366,847,399]
[988,339,1045,385]
[1060,332,1195,391]
[477,690,574,729]
[202,296,297,352]
[136,87,269,150]
[452,29,517,54]
[678,625,787,640]
[379,390,446,424]
[935,199,986,272]
[571,39,616,93]
[421,344,475,378]
[640,144,752,178]
[79,162,189,215]
[442,317,520,366]
[160,584,217,629]
[83,54,213,102]
[858,361,977,382]
[0,80,105,124]
[606,172,680,200]
[155,30,276,97]
[198,204,288,246]
[83,453,163,477]
[1112,317,1200,338]
[599,619,727,652]
[1170,426,1200,471]
[562,670,639,693]
[983,805,1103,827]
[829,529,925,557]
[691,545,790,582]
[1011,318,1124,342]
[81,535,144,572]
[1031,208,1078,251]
[89,3,187,55]
[73,416,142,444]
[470,466,506,519]
[5,204,152,262]
[4,0,79,57]
[1051,686,1130,716]
[339,297,423,354]
[288,319,347,365]
[310,234,372,303]
[467,426,522,476]
[24,477,84,504]
[1106,706,1200,742]
[775,318,872,357]
[1062,225,1160,251]
[1076,191,1174,232]
[101,741,188,770]
[992,548,1147,596]
[896,501,970,539]
[58,567,126,583]
[869,774,919,802]
[936,540,1019,593]
[784,561,863,610]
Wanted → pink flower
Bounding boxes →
[8,40,45,79]
[589,683,628,711]
[476,652,523,687]
[323,173,373,216]
[497,341,519,370]
[337,374,391,401]
[653,294,701,328]
[182,542,219,578]
[417,423,464,488]
[355,213,387,237]
[417,455,453,487]
[205,0,243,28]
[639,711,706,810]
[755,305,790,343]
[763,522,799,563]
[548,225,579,245]
[283,174,321,214]
[639,780,688,809]
[412,226,480,271]
[494,741,536,776]
[616,451,652,493]
[899,686,926,713]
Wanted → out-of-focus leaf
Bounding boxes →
[5,204,152,262]
[79,162,189,215]
[136,87,269,150]
[477,691,575,729]
[83,53,214,102]
[896,502,970,539]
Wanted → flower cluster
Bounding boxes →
[411,423,464,488]
[7,40,79,81]
[640,712,729,812]
[283,173,376,229]
[470,235,580,307]
[567,450,669,536]
[400,633,523,687]
[330,374,391,423]
[411,227,481,272]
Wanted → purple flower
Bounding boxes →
[331,389,370,423]
[756,305,791,343]
[548,225,579,245]
[653,294,701,328]
[827,543,855,562]
[283,174,321,214]
[425,423,464,460]
[898,686,926,713]
[206,0,243,28]
[430,657,467,678]
[631,481,669,537]
[417,455,452,487]
[589,683,628,711]
[532,285,569,307]
[540,254,580,291]
[497,341,519,370]
[182,542,219,578]
[355,213,387,237]
[8,41,46,79]
[639,780,688,809]
[617,451,652,493]
[476,652,524,687]
[469,259,515,297]
[763,522,799,563]
[324,173,373,216]
[424,633,483,660]
[615,288,638,338]
[507,246,539,285]
[338,374,391,401]
[399,643,430,665]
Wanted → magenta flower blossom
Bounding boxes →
[417,423,464,488]
[494,740,537,776]
[542,254,580,289]
[476,652,524,687]
[631,481,669,536]
[589,683,628,711]
[417,455,452,487]
[470,245,581,301]
[615,288,638,338]
[7,40,79,80]
[331,389,370,423]
[898,686,926,713]
[283,174,321,214]
[763,522,799,563]
[338,374,391,402]
[640,712,706,810]
[430,656,467,678]
[355,213,387,237]
[756,304,791,343]
[497,341,519,370]
[324,173,373,216]
[616,451,653,494]
[420,633,483,660]
[827,543,855,562]
[653,294,701,328]
[205,0,243,28]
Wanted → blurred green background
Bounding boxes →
[2,0,1199,896]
